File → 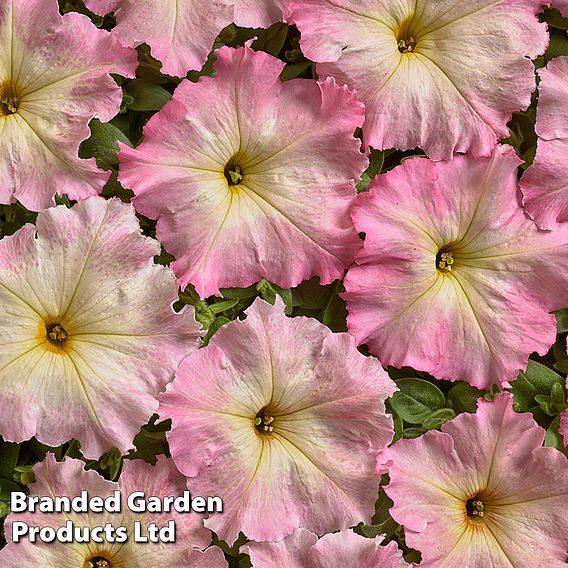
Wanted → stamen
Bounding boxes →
[86,558,111,568]
[436,250,455,272]
[254,408,276,435]
[224,162,243,186]
[46,323,67,345]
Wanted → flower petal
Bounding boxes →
[234,0,289,27]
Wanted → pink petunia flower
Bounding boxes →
[0,0,137,211]
[159,297,396,544]
[288,0,548,160]
[380,393,568,567]
[119,46,366,297]
[0,197,200,459]
[243,528,410,567]
[521,56,568,228]
[0,454,227,567]
[343,145,568,390]
[85,0,289,69]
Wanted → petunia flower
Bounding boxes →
[84,0,234,77]
[379,393,568,567]
[158,297,396,544]
[0,454,228,568]
[343,145,568,390]
[0,0,137,211]
[243,528,410,567]
[288,0,548,160]
[119,46,366,297]
[0,197,200,459]
[520,56,568,228]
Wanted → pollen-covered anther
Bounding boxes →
[398,37,417,53]
[466,497,486,519]
[0,85,21,117]
[86,557,111,568]
[254,411,275,434]
[46,323,67,345]
[437,251,455,272]
[224,162,244,186]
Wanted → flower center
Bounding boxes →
[396,17,419,53]
[436,247,455,273]
[466,496,485,520]
[224,160,244,187]
[0,84,21,116]
[254,407,275,435]
[46,323,68,345]
[85,558,111,568]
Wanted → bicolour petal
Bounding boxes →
[119,46,366,297]
[382,393,568,567]
[159,297,395,544]
[1,454,227,568]
[521,56,568,228]
[244,529,409,568]
[84,0,234,77]
[234,0,289,27]
[0,0,137,211]
[289,0,548,160]
[0,197,200,459]
[343,145,568,389]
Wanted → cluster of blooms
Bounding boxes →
[0,0,567,566]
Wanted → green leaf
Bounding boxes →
[0,477,23,500]
[280,61,311,81]
[390,378,446,424]
[544,416,568,457]
[220,284,259,300]
[322,294,347,332]
[356,149,385,192]
[252,23,289,56]
[421,408,455,429]
[545,30,568,62]
[542,7,568,30]
[447,382,484,414]
[511,360,565,413]
[555,309,568,333]
[0,440,19,480]
[256,279,277,304]
[209,299,240,315]
[203,316,231,345]
[79,119,133,169]
[124,79,172,112]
